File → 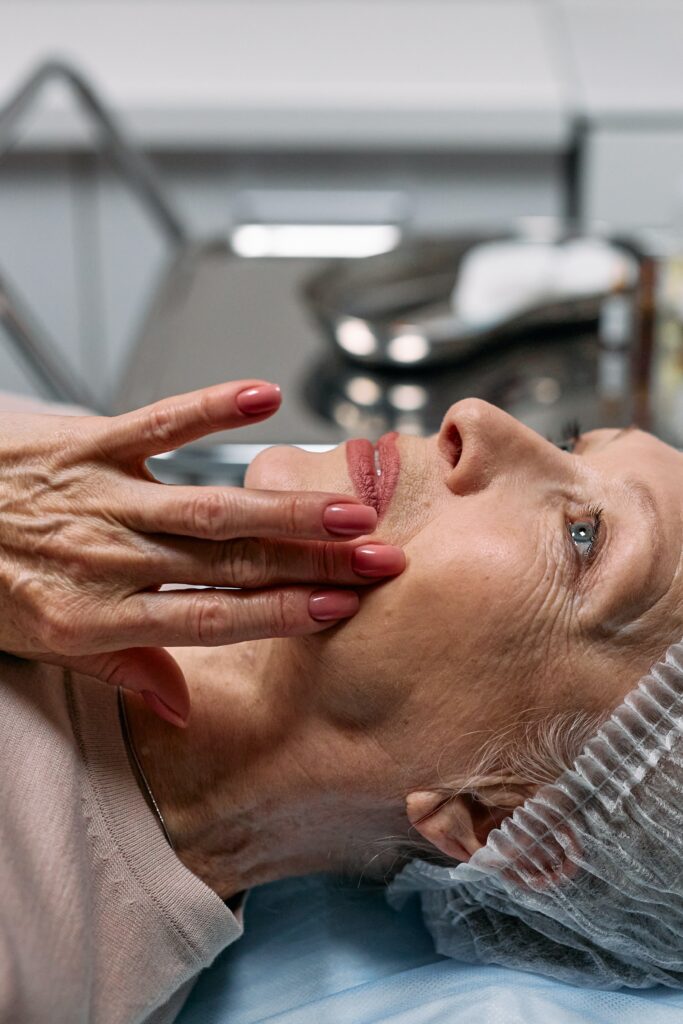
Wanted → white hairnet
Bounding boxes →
[388,640,683,989]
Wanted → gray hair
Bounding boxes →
[358,708,608,882]
[461,707,609,789]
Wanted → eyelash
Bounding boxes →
[555,420,604,565]
[555,418,582,453]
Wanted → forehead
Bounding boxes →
[584,425,676,458]
[581,427,683,491]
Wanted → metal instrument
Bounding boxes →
[305,230,639,369]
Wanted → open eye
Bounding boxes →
[569,520,596,553]
[567,507,603,562]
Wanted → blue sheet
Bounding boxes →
[178,874,683,1023]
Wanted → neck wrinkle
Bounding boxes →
[128,637,410,899]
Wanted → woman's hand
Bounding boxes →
[0,380,404,725]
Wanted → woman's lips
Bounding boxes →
[345,432,400,521]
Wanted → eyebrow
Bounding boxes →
[624,475,660,551]
[570,427,668,629]
[597,426,663,595]
[608,474,664,623]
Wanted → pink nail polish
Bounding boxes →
[235,383,282,416]
[309,590,360,621]
[323,503,377,535]
[142,690,188,728]
[352,544,405,577]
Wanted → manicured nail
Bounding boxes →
[142,690,188,728]
[352,544,405,577]
[309,590,360,621]
[323,502,377,535]
[235,383,281,416]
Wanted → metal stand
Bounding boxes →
[0,59,189,410]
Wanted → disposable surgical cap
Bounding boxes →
[388,640,683,989]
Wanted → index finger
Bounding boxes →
[121,482,378,541]
[95,380,282,461]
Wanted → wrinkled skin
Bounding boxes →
[127,399,683,895]
[0,382,404,724]
[247,399,683,750]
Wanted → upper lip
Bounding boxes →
[345,432,400,520]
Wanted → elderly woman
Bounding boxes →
[1,388,682,1021]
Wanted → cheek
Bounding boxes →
[399,514,526,642]
[330,511,528,680]
[293,507,551,745]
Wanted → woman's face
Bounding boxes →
[245,399,683,787]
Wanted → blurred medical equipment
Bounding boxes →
[0,61,187,412]
[0,60,663,487]
[389,639,683,990]
[648,244,683,447]
[306,229,639,368]
[178,872,683,1023]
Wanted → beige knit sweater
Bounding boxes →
[0,654,242,1023]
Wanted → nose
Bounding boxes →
[437,398,568,494]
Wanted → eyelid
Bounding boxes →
[554,429,607,577]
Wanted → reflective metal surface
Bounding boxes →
[303,330,617,440]
[141,247,635,485]
[305,234,637,369]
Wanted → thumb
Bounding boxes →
[50,647,190,728]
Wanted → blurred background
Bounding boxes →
[2,0,683,481]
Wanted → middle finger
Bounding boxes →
[122,479,379,542]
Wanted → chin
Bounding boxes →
[244,444,343,494]
[244,445,302,490]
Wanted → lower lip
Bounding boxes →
[345,431,400,521]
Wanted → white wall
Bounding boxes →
[0,1,567,150]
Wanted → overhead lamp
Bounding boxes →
[231,223,401,259]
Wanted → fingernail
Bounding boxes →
[235,383,282,416]
[142,690,188,728]
[323,503,377,535]
[352,544,405,577]
[309,590,360,621]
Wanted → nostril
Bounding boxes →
[447,424,463,468]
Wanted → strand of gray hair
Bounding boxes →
[356,706,607,884]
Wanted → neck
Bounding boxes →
[125,640,411,899]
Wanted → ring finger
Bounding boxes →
[131,536,406,589]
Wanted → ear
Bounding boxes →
[406,781,537,863]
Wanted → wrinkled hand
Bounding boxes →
[0,380,404,725]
